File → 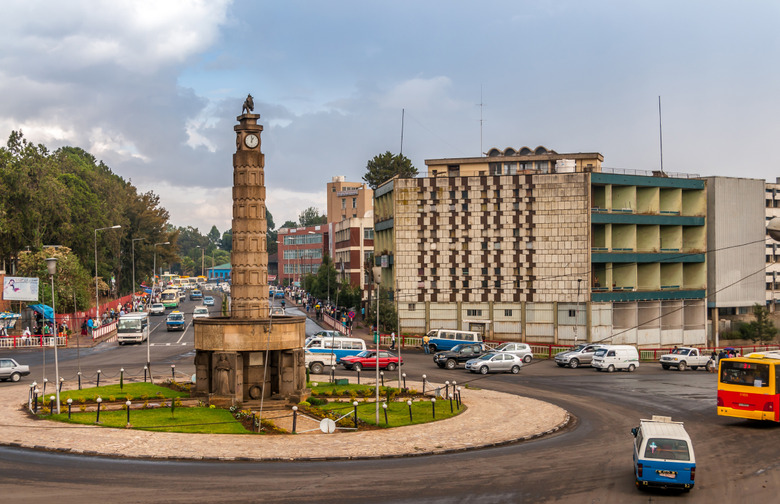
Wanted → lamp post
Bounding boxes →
[149,241,170,378]
[152,242,170,293]
[45,257,61,414]
[196,246,205,277]
[131,238,144,296]
[94,225,121,322]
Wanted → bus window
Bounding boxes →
[721,361,770,387]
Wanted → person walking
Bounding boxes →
[423,333,430,354]
[390,332,396,350]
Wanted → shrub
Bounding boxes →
[108,396,116,402]
[78,397,86,404]
[308,397,327,406]
[140,394,149,400]
[298,401,311,408]
[79,404,86,412]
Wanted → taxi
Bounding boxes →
[631,415,695,492]
[166,311,186,331]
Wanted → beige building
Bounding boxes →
[766,178,780,310]
[326,176,373,223]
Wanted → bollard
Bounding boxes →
[449,393,454,413]
[455,387,461,410]
[96,397,102,423]
[380,371,384,387]
[28,382,35,407]
[67,398,73,419]
[96,370,101,388]
[49,396,55,416]
[407,399,413,422]
[78,371,82,390]
[43,378,48,397]
[330,366,335,384]
[33,388,40,413]
[422,374,427,394]
[126,400,131,427]
[457,386,462,407]
[402,372,407,390]
[143,366,148,383]
[120,368,124,390]
[171,364,175,380]
[445,380,450,397]
[353,401,359,429]
[59,377,64,393]
[252,413,256,433]
[383,402,388,425]
[292,406,298,433]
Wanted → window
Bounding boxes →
[462,268,469,275]
[481,242,487,250]
[461,203,467,211]
[569,309,576,317]
[504,309,513,316]
[341,198,346,209]
[462,190,468,199]
[493,242,500,250]
[463,280,469,288]
[481,267,488,275]
[352,197,357,208]
[494,280,501,288]
[450,268,456,275]
[495,268,500,275]
[449,190,455,199]
[364,228,374,239]
[466,309,483,317]
[408,304,416,311]
[481,280,488,288]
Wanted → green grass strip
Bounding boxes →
[50,407,250,434]
[320,398,462,427]
[38,383,188,405]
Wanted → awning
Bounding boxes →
[28,304,54,320]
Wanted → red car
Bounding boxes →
[340,350,402,372]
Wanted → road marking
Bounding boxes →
[175,330,188,344]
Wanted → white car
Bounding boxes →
[149,303,166,315]
[192,306,210,319]
[492,342,534,363]
[465,352,523,374]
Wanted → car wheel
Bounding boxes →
[310,362,324,374]
[556,363,565,367]
[386,362,397,372]
[690,366,698,371]
[662,364,670,370]
[479,366,489,375]
[10,372,21,382]
[353,363,363,372]
[428,345,437,353]
[607,364,615,373]
[510,365,521,374]
[678,361,687,372]
[569,358,579,369]
[523,354,532,363]
[445,359,457,370]
[628,364,636,372]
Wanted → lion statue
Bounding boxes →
[242,94,254,115]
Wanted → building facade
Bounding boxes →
[326,176,373,223]
[333,214,374,289]
[277,225,327,285]
[375,147,709,347]
[766,178,780,310]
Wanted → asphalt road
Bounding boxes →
[2,299,779,503]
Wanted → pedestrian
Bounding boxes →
[390,332,396,350]
[708,351,717,372]
[423,333,430,354]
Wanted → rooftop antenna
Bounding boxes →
[658,96,664,173]
[400,108,405,156]
[478,86,486,156]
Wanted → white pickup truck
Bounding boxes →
[305,351,337,374]
[659,347,714,371]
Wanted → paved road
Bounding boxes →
[2,301,780,503]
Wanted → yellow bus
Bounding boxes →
[160,289,180,309]
[717,351,780,422]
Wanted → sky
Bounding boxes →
[2,1,779,235]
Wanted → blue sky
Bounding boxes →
[2,1,779,234]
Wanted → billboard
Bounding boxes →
[2,276,39,301]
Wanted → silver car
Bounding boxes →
[492,342,533,363]
[554,344,604,369]
[0,358,30,382]
[465,352,523,374]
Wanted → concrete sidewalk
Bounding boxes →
[0,380,570,461]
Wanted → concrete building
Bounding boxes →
[333,214,374,289]
[374,146,709,347]
[765,178,780,310]
[277,225,328,286]
[206,263,231,282]
[326,176,373,223]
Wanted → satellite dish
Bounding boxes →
[319,418,336,434]
[769,217,780,241]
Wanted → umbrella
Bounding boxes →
[724,347,736,351]
[28,304,54,320]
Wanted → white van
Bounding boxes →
[592,345,640,372]
[305,335,367,360]
[425,329,482,352]
[117,312,150,345]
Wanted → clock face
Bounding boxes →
[245,134,259,148]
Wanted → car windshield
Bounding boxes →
[594,349,608,357]
[572,344,587,351]
[494,343,511,351]
[644,438,690,461]
[672,348,690,355]
[152,304,163,309]
[168,314,183,321]
[477,353,495,361]
[356,351,373,358]
[451,344,464,352]
[194,308,207,314]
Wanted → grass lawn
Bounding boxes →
[309,382,413,396]
[50,407,250,434]
[37,383,188,405]
[318,396,462,428]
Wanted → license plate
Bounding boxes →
[657,470,677,479]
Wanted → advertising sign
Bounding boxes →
[2,276,39,301]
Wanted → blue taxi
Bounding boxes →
[631,415,695,492]
[166,311,186,331]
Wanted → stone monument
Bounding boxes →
[193,96,307,405]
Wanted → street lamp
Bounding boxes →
[95,225,121,322]
[45,257,61,414]
[131,238,144,296]
[152,242,171,292]
[196,245,205,277]
[149,241,170,376]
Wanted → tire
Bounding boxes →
[556,363,565,367]
[310,362,324,374]
[628,364,636,372]
[607,364,615,373]
[690,366,698,371]
[10,372,21,382]
[662,364,670,370]
[678,361,687,372]
[437,363,445,368]
[386,362,397,372]
[428,345,437,353]
[510,365,521,374]
[445,359,457,370]
[353,363,363,372]
[523,354,532,364]
[569,358,580,369]
[479,366,489,375]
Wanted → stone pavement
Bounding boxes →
[0,379,570,461]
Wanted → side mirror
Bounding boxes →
[631,427,638,437]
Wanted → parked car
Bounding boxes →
[465,352,523,374]
[192,306,210,319]
[592,345,640,372]
[631,415,696,491]
[340,350,402,372]
[305,350,337,374]
[166,311,186,331]
[492,342,534,363]
[189,289,203,301]
[659,347,713,371]
[203,296,215,306]
[274,290,285,299]
[0,358,30,382]
[433,343,485,369]
[149,303,166,315]
[554,344,605,369]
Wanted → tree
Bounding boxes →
[739,304,778,343]
[220,230,233,252]
[207,226,221,247]
[281,220,298,229]
[267,208,278,256]
[366,286,397,333]
[362,151,417,190]
[298,206,327,227]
